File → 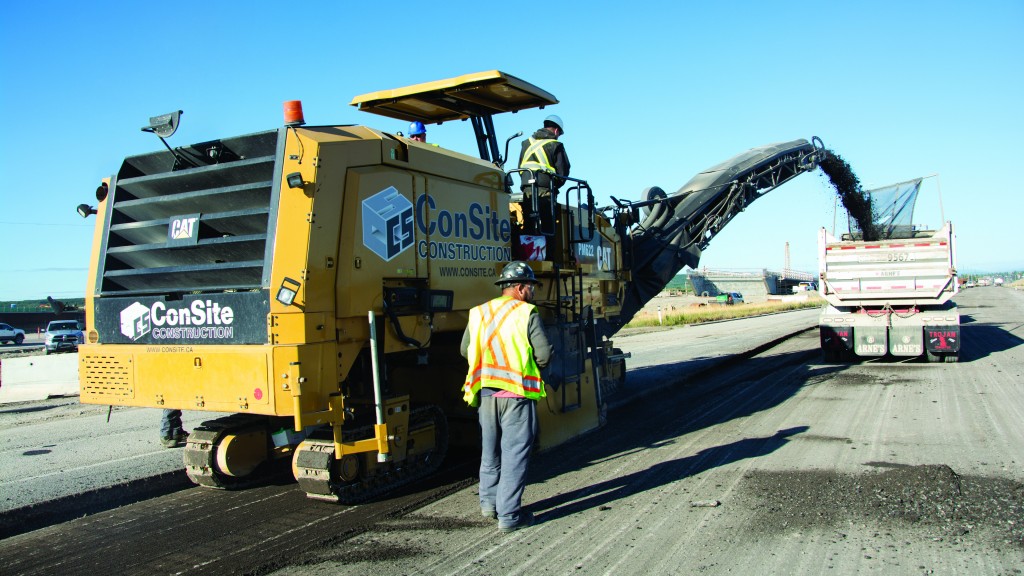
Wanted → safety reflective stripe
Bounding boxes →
[479,298,520,368]
[521,138,556,173]
[463,297,546,403]
[475,298,523,381]
[464,298,523,392]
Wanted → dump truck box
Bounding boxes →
[817,222,960,362]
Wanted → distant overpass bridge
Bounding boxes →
[688,268,815,302]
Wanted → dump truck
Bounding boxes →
[78,70,826,501]
[817,221,960,362]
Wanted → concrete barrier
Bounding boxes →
[0,353,79,404]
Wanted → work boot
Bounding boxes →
[482,508,497,520]
[498,511,534,533]
[161,430,189,448]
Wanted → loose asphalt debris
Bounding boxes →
[819,150,880,241]
[741,464,1024,550]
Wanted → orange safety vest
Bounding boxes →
[462,296,546,406]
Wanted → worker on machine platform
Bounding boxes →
[408,120,427,143]
[518,115,570,233]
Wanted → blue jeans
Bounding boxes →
[478,394,537,527]
[161,409,183,438]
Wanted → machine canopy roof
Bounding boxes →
[349,70,558,124]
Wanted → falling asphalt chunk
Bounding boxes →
[818,150,880,241]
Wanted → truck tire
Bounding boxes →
[925,350,958,363]
[823,347,853,363]
[14,334,23,345]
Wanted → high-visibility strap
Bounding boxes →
[463,297,545,402]
[470,367,543,392]
[479,298,524,369]
[521,138,556,173]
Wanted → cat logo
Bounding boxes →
[167,213,201,247]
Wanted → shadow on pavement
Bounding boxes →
[958,322,1024,362]
[520,348,828,520]
[531,426,809,522]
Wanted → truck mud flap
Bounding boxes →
[925,326,960,354]
[888,326,923,357]
[819,326,852,353]
[853,327,887,357]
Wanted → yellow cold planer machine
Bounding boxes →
[78,71,825,502]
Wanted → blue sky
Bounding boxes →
[1,1,1021,301]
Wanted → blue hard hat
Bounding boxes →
[409,121,426,136]
[544,115,564,133]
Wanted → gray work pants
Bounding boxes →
[161,409,183,438]
[478,394,537,528]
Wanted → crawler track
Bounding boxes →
[295,405,449,504]
[184,414,275,489]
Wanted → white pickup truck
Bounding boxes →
[817,222,960,362]
[0,323,26,345]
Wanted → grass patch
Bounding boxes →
[625,295,824,328]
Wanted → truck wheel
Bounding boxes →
[14,334,23,345]
[925,350,947,363]
[823,348,851,363]
[943,353,959,363]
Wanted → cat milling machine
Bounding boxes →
[78,71,827,502]
[76,71,632,502]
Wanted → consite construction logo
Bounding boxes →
[119,300,236,341]
[362,186,414,262]
[361,186,512,265]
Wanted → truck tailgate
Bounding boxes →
[818,222,958,307]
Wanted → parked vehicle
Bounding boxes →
[792,281,817,293]
[0,323,26,345]
[45,320,84,354]
[715,292,744,305]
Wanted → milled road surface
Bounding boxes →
[0,304,815,520]
[1,287,1021,575]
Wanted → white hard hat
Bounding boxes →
[544,115,564,133]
